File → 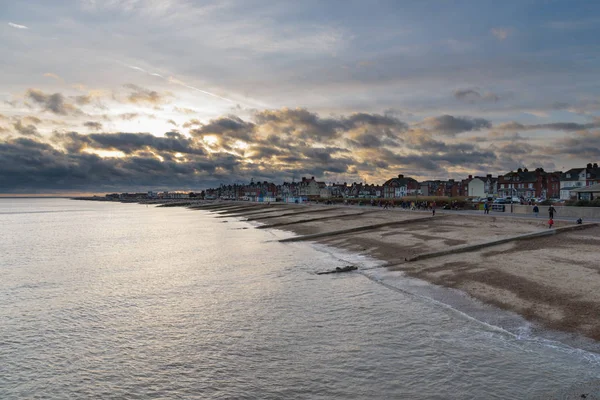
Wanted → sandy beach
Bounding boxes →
[200,201,600,341]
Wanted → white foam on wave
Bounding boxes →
[299,239,600,365]
[241,210,600,364]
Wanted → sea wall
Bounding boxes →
[512,205,600,219]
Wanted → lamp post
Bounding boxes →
[510,187,517,213]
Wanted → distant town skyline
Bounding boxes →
[1,0,600,193]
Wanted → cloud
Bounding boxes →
[74,95,92,105]
[250,108,407,142]
[173,106,198,115]
[22,116,42,125]
[496,121,600,131]
[422,115,492,136]
[123,84,171,105]
[192,115,255,143]
[182,119,201,128]
[12,120,40,137]
[491,27,510,40]
[53,131,206,157]
[8,22,28,30]
[43,73,63,82]
[25,89,81,115]
[453,89,500,103]
[548,131,600,159]
[167,119,178,127]
[84,121,103,130]
[118,112,140,121]
[0,105,588,192]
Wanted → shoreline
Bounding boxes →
[190,200,600,345]
[76,198,600,348]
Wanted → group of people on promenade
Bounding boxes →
[531,204,558,228]
[365,199,440,212]
[337,198,570,228]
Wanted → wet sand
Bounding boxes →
[205,202,600,341]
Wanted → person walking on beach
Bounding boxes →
[483,201,489,215]
[548,205,556,219]
[431,201,436,216]
[533,204,539,218]
[548,218,554,229]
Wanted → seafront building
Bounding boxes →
[559,163,600,199]
[106,162,599,203]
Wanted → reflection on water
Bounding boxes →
[1,199,599,399]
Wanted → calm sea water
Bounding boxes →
[1,198,599,399]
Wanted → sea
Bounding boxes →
[1,198,599,399]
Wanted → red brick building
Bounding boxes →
[382,174,419,198]
[498,168,560,199]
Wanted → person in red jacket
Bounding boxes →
[548,218,554,229]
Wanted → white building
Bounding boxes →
[560,168,585,199]
[467,178,485,198]
[297,177,325,197]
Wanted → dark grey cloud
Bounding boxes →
[342,113,407,129]
[454,89,500,103]
[423,115,492,136]
[54,131,205,156]
[84,121,103,131]
[497,121,600,131]
[194,115,254,135]
[0,136,242,192]
[191,115,256,143]
[399,137,497,170]
[549,131,600,158]
[25,89,81,115]
[254,108,343,140]
[245,145,284,159]
[495,142,535,156]
[0,107,562,193]
[13,119,40,137]
[389,154,440,171]
[345,132,385,148]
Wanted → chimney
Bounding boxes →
[311,176,315,180]
[468,175,472,179]
[398,174,404,179]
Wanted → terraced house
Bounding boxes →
[559,162,600,200]
[382,174,419,198]
[497,168,560,199]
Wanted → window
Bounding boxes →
[566,174,571,178]
[529,183,533,188]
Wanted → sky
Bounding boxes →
[1,0,600,193]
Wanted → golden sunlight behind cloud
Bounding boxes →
[82,148,126,158]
